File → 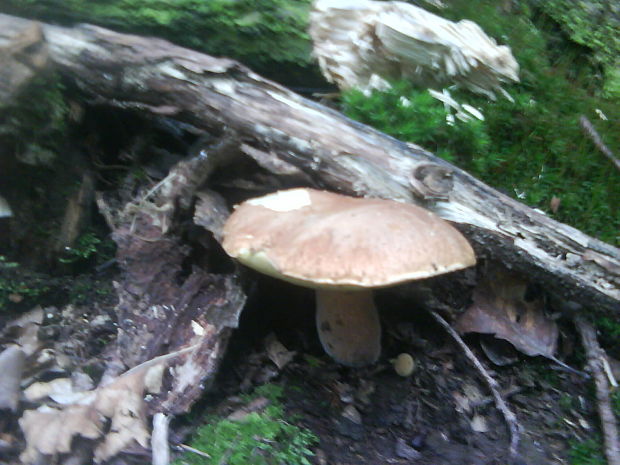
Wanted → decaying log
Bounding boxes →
[95,130,246,414]
[1,13,618,317]
[0,15,48,104]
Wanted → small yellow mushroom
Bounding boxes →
[392,353,415,377]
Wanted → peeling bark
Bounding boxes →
[0,15,48,104]
[95,131,246,414]
[1,13,618,316]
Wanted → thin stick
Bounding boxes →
[580,115,620,173]
[430,310,521,459]
[176,444,212,459]
[574,316,620,465]
[152,413,170,465]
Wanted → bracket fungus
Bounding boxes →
[221,188,476,366]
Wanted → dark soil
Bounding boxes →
[187,276,597,465]
[0,256,600,465]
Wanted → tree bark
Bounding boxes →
[1,13,618,313]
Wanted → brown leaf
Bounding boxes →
[2,306,43,356]
[549,196,561,214]
[19,405,103,463]
[265,333,296,370]
[455,267,558,358]
[93,382,150,462]
[18,345,197,463]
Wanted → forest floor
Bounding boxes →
[0,248,604,465]
[175,276,596,465]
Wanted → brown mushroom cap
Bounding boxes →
[222,188,476,288]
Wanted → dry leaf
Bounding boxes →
[20,405,103,463]
[93,377,150,462]
[470,414,489,433]
[479,337,518,366]
[455,267,558,359]
[452,384,483,414]
[2,306,43,356]
[24,378,73,403]
[19,345,197,463]
[265,333,296,370]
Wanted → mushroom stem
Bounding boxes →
[315,289,381,366]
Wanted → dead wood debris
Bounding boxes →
[574,316,620,465]
[430,310,521,459]
[18,344,199,464]
[151,413,170,465]
[579,115,620,173]
[176,443,212,459]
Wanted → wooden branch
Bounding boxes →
[1,13,618,313]
[574,316,620,465]
[580,115,620,173]
[430,310,521,459]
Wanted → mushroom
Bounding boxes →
[392,353,416,377]
[221,188,476,366]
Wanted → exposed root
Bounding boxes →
[574,316,620,465]
[429,310,521,459]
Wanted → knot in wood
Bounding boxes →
[408,163,454,200]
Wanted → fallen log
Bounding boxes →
[1,13,618,314]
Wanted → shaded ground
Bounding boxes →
[182,276,596,465]
[0,256,601,465]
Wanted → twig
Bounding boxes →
[152,413,170,465]
[176,444,212,459]
[429,310,521,459]
[580,115,620,173]
[574,316,620,465]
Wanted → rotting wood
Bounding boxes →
[0,13,618,315]
[0,15,48,104]
[53,170,95,256]
[94,129,246,415]
[574,316,620,465]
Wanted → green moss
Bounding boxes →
[0,258,52,311]
[342,0,619,245]
[569,437,606,465]
[0,0,314,81]
[529,0,619,97]
[174,383,317,465]
[58,231,114,265]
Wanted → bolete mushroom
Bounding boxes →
[221,188,475,366]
